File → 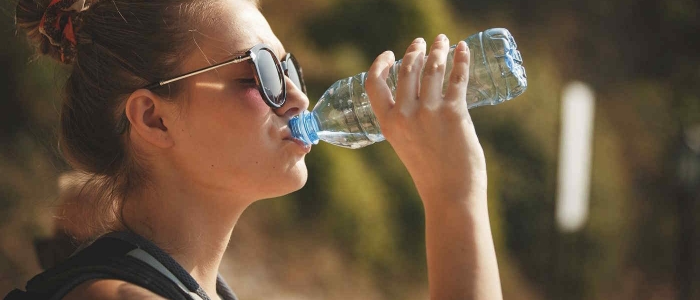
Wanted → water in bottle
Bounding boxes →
[290,28,527,149]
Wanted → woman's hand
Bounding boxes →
[366,35,502,300]
[365,34,486,204]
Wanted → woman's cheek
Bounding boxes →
[240,86,271,114]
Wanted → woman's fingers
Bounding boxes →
[368,36,470,126]
[365,50,396,120]
[395,37,426,113]
[420,34,450,107]
[444,41,470,103]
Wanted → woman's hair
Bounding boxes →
[15,0,255,240]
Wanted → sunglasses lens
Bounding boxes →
[256,50,284,106]
[286,58,305,93]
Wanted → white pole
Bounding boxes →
[556,82,596,233]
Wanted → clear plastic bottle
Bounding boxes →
[290,28,527,149]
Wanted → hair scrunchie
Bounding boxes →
[38,0,89,63]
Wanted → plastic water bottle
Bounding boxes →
[290,28,527,149]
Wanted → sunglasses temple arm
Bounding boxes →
[143,56,253,89]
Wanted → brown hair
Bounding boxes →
[15,0,247,240]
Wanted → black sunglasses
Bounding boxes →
[116,44,306,134]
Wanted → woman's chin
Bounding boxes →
[264,162,308,198]
[285,163,309,192]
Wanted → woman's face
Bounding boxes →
[162,0,311,201]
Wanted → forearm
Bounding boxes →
[422,188,503,300]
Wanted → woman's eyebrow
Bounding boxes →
[204,43,250,63]
[218,49,249,61]
[215,45,288,62]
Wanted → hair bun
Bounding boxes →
[16,0,89,64]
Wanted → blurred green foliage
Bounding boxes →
[2,0,700,299]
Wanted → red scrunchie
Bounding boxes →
[38,0,88,62]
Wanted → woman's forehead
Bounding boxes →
[214,0,286,57]
[181,0,286,71]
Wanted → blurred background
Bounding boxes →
[1,0,699,299]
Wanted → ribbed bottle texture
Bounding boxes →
[290,28,527,149]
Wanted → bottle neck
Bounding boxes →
[289,111,320,145]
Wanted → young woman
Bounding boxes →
[13,0,502,299]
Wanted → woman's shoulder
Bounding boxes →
[62,279,166,300]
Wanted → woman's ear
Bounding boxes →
[125,89,175,149]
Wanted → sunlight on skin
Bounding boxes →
[195,82,227,90]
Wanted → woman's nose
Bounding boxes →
[275,76,309,118]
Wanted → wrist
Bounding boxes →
[416,175,488,211]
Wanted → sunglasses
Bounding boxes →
[116,44,306,134]
[145,43,306,107]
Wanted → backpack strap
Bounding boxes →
[125,248,205,300]
[104,231,226,300]
[22,235,193,300]
[5,231,237,300]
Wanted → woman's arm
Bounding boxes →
[365,35,503,300]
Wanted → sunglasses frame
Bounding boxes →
[280,51,307,96]
[143,44,305,108]
[116,44,306,134]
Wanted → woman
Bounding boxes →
[13,0,502,299]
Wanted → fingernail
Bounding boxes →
[436,34,447,42]
[458,41,468,51]
[413,37,425,44]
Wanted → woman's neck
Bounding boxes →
[121,171,252,299]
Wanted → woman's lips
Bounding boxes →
[284,136,312,153]
[282,126,311,153]
[294,138,312,153]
